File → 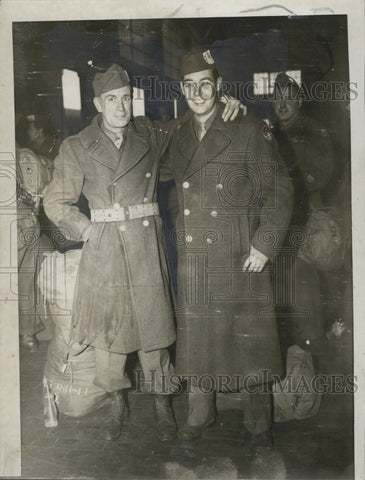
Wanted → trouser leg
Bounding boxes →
[178,382,215,440]
[242,389,272,436]
[93,348,130,392]
[18,230,43,336]
[186,383,215,426]
[137,348,176,394]
[138,348,177,441]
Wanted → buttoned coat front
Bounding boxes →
[164,105,293,387]
[44,114,175,354]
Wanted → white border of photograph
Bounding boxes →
[0,0,364,477]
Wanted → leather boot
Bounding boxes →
[178,387,216,441]
[20,334,39,352]
[101,390,129,441]
[153,395,177,442]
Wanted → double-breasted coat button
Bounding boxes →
[183,181,190,189]
[143,220,149,227]
[211,210,218,217]
[113,203,120,210]
[146,172,152,178]
[184,209,190,216]
[120,225,126,232]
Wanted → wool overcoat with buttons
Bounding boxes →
[163,104,294,387]
[44,113,176,354]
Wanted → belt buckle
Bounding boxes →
[127,204,141,219]
[126,206,132,219]
[119,208,126,221]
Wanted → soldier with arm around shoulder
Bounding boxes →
[163,50,293,446]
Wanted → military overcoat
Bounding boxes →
[272,113,334,342]
[44,114,175,354]
[164,105,293,387]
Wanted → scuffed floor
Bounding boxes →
[20,336,353,480]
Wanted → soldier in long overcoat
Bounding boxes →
[162,51,293,444]
[44,65,178,442]
[44,63,240,442]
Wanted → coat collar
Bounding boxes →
[174,103,242,180]
[79,114,119,171]
[113,121,151,182]
[79,114,151,181]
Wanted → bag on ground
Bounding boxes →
[38,249,108,419]
[273,345,321,422]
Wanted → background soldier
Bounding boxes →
[271,72,334,359]
[16,148,50,352]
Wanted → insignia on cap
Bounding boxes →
[203,50,215,65]
[262,124,273,141]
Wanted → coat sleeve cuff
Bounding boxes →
[58,214,91,242]
[251,235,276,261]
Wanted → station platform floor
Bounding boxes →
[19,334,353,480]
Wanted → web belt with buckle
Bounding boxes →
[90,202,159,223]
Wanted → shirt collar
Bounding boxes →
[193,104,218,134]
[101,122,127,147]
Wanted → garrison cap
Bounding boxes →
[181,50,217,77]
[272,72,300,99]
[92,64,131,97]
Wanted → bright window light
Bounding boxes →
[132,87,145,117]
[254,72,271,95]
[62,69,81,111]
[254,70,302,95]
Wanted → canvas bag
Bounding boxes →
[38,249,108,420]
[297,208,343,271]
[17,148,52,209]
[273,345,321,422]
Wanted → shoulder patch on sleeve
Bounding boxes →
[262,124,273,141]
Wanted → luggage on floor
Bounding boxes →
[273,345,321,422]
[38,249,108,422]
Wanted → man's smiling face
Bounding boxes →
[94,86,132,132]
[181,69,221,119]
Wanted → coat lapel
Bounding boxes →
[80,115,121,172]
[113,121,151,182]
[177,104,237,181]
[172,114,199,180]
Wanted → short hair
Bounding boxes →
[181,68,220,82]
